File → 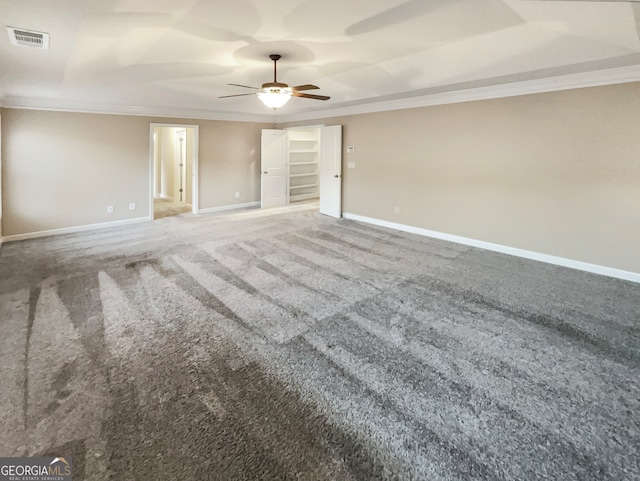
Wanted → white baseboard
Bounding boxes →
[1,217,151,243]
[343,213,640,284]
[158,194,174,201]
[198,201,261,215]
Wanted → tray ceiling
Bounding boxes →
[1,0,640,121]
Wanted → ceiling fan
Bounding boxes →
[219,54,330,109]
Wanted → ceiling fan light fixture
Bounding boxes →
[257,87,292,110]
[221,54,329,108]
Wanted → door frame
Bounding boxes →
[284,124,342,217]
[149,123,199,220]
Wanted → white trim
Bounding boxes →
[343,213,640,284]
[2,65,640,123]
[1,96,276,123]
[198,201,260,215]
[1,217,151,243]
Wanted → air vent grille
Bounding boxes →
[6,26,50,49]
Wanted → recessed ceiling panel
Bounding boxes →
[2,0,640,117]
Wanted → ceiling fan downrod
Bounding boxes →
[270,54,281,83]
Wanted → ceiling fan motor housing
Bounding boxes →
[262,81,289,89]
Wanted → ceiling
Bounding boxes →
[2,0,640,122]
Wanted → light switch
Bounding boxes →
[347,146,355,154]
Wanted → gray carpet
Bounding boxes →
[0,203,639,480]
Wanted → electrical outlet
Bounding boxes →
[394,207,400,215]
[107,206,114,213]
[129,203,136,210]
[235,192,240,198]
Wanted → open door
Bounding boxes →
[319,125,343,218]
[175,129,187,203]
[261,129,288,208]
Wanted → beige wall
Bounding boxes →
[284,82,640,273]
[198,120,264,209]
[3,82,640,273]
[0,109,269,236]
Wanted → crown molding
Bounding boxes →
[2,64,640,122]
[0,96,276,123]
[276,64,640,123]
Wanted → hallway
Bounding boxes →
[154,198,192,219]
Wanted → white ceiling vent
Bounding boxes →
[6,26,50,49]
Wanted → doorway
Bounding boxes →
[150,124,199,220]
[260,125,342,217]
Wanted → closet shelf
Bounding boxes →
[287,128,320,202]
[290,183,318,189]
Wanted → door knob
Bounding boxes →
[334,174,340,178]
[263,171,268,174]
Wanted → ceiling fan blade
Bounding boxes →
[227,83,259,90]
[292,92,330,101]
[219,93,256,98]
[292,84,320,91]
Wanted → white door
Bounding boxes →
[261,129,288,208]
[175,129,187,203]
[319,125,343,218]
